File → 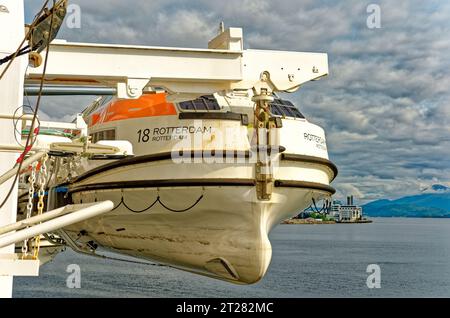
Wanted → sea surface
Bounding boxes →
[13,218,450,298]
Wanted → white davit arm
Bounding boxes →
[26,27,328,101]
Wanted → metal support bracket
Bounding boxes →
[252,79,276,201]
[117,78,150,99]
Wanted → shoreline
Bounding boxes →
[365,216,450,219]
[282,219,373,225]
[282,219,335,225]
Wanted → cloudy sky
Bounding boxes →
[24,0,450,203]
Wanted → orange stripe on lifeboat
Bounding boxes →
[90,93,177,127]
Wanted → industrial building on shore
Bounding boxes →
[330,196,364,223]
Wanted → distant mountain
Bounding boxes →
[421,184,449,193]
[431,184,449,192]
[363,184,450,218]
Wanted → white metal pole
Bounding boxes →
[0,205,67,236]
[0,201,114,249]
[0,202,100,236]
[0,0,26,298]
[0,151,46,187]
[0,113,35,121]
[0,144,46,153]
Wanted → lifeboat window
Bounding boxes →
[194,99,207,110]
[91,129,116,143]
[271,104,284,116]
[270,99,305,119]
[180,101,195,110]
[282,106,296,117]
[82,95,113,117]
[179,95,221,112]
[100,95,113,106]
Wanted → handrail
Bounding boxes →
[0,151,46,186]
[0,200,113,249]
[0,202,99,236]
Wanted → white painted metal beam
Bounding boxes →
[0,255,39,277]
[0,200,114,249]
[0,112,88,140]
[0,113,35,121]
[0,204,85,236]
[208,27,243,51]
[0,144,46,153]
[26,29,328,100]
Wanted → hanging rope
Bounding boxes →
[311,197,323,213]
[109,193,204,214]
[114,196,159,214]
[43,233,166,267]
[157,195,204,213]
[94,253,168,267]
[122,197,159,213]
[12,104,41,147]
[311,197,331,214]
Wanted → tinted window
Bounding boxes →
[270,99,305,119]
[179,95,221,111]
[91,129,116,143]
[180,101,195,110]
[194,99,207,110]
[282,100,295,107]
[271,104,284,116]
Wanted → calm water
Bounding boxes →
[13,218,450,298]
